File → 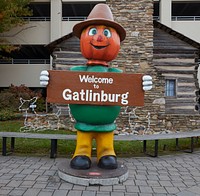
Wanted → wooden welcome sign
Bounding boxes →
[47,70,144,106]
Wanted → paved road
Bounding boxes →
[1,151,200,196]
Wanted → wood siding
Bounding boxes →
[52,36,86,70]
[153,28,199,114]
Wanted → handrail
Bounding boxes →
[0,59,50,64]
[153,16,200,21]
[22,17,50,21]
[153,16,159,20]
[62,16,86,21]
[172,16,200,21]
[22,16,87,21]
[22,16,200,22]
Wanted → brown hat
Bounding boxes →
[73,3,126,41]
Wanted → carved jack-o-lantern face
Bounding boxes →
[80,25,120,66]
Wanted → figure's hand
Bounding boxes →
[40,70,49,87]
[142,75,152,91]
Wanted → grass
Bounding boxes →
[0,120,200,157]
[0,120,23,132]
[0,120,76,157]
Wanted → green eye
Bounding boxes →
[89,28,97,36]
[103,29,111,37]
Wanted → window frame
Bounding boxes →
[165,79,177,98]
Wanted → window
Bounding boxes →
[0,45,50,64]
[172,2,200,16]
[153,2,159,19]
[62,3,98,21]
[29,3,50,17]
[172,2,200,21]
[25,3,50,21]
[165,79,176,97]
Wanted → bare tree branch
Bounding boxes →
[0,25,36,37]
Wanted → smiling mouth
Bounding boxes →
[91,44,108,50]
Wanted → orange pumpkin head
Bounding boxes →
[80,25,120,66]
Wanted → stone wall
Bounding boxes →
[106,0,200,133]
[107,0,154,72]
[106,0,162,132]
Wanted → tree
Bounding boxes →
[0,0,32,53]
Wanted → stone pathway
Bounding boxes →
[1,151,200,195]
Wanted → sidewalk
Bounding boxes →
[1,151,200,196]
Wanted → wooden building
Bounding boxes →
[47,33,86,71]
[153,21,200,115]
[47,21,200,114]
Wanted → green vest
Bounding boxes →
[69,65,122,132]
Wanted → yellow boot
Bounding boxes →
[70,131,117,169]
[96,132,118,169]
[70,131,93,169]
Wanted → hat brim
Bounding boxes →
[73,19,126,42]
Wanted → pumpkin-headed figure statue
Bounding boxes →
[40,3,152,170]
[69,4,126,170]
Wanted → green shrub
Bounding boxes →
[0,109,22,121]
[35,97,46,112]
[0,92,17,111]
